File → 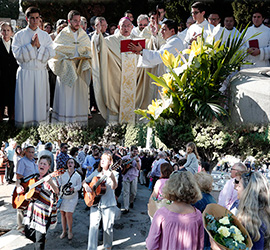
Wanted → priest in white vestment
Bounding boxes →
[91,17,155,124]
[12,7,55,127]
[130,19,184,68]
[242,10,270,69]
[48,10,92,124]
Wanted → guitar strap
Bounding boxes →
[61,171,76,195]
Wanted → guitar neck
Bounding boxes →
[28,172,54,190]
[28,178,45,190]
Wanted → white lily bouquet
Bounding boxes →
[203,204,253,250]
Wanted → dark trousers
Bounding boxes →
[35,231,46,250]
[5,160,14,181]
[34,217,51,250]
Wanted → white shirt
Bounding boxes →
[184,19,214,48]
[178,28,188,42]
[140,34,184,68]
[213,25,240,45]
[3,39,11,53]
[242,24,270,68]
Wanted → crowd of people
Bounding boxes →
[0,136,269,249]
[1,2,270,126]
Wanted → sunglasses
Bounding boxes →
[191,11,200,15]
[234,179,239,185]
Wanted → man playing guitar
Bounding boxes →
[121,145,141,214]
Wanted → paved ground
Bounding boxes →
[0,182,152,250]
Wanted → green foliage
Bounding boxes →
[232,0,270,30]
[0,122,20,143]
[165,0,191,25]
[38,123,105,147]
[0,0,19,19]
[155,122,193,150]
[14,126,39,145]
[124,123,147,147]
[136,29,250,127]
[99,124,126,147]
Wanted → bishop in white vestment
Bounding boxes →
[92,17,155,124]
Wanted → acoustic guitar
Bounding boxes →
[12,168,65,210]
[121,156,138,175]
[84,160,121,207]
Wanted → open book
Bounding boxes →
[121,38,145,53]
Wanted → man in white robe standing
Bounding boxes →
[12,6,55,126]
[242,9,270,69]
[48,10,92,124]
[184,2,214,48]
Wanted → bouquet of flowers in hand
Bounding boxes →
[203,204,252,250]
[148,195,171,219]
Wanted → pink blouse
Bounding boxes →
[153,178,168,199]
[146,206,204,250]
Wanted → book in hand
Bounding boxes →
[121,38,145,53]
[249,39,259,49]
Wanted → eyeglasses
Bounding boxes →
[234,179,239,185]
[191,11,200,15]
[209,18,220,21]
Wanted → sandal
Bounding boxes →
[68,232,73,240]
[60,232,67,239]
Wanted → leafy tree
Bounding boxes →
[0,0,19,19]
[232,0,270,29]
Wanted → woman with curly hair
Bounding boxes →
[236,172,270,249]
[146,171,204,250]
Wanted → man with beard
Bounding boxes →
[48,10,92,124]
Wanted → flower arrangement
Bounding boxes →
[135,26,257,126]
[203,204,252,250]
[148,195,171,219]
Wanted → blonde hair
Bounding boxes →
[186,142,199,159]
[237,172,270,246]
[163,171,202,204]
[194,172,213,193]
[97,151,113,172]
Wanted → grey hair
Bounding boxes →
[158,151,167,158]
[0,22,13,32]
[137,14,149,24]
[95,16,106,25]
